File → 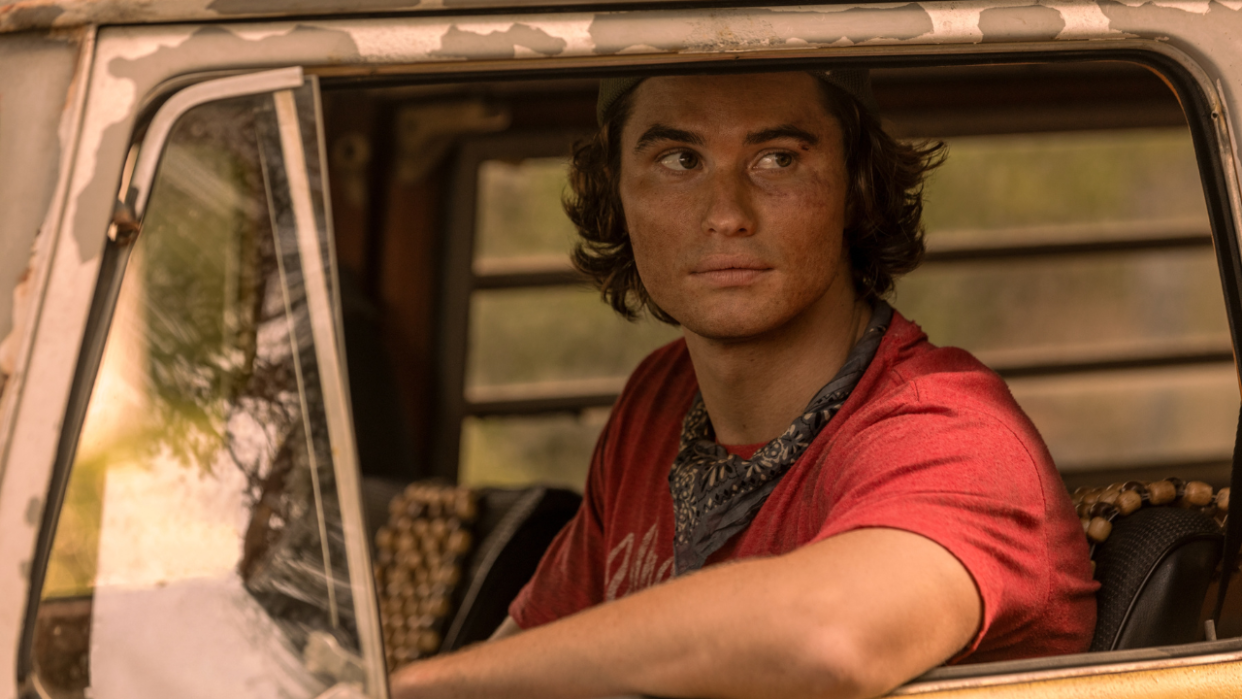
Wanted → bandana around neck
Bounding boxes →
[668,301,894,575]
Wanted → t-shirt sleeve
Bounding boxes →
[508,424,613,629]
[812,384,1063,661]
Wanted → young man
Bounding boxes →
[391,70,1097,699]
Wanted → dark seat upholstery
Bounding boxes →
[1090,506,1222,651]
[442,487,582,651]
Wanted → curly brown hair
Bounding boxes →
[565,76,946,325]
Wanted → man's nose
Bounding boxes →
[700,168,756,237]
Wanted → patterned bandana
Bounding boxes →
[668,302,894,575]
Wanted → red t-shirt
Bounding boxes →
[510,311,1098,663]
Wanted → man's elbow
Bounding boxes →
[793,626,902,699]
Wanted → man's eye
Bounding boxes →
[756,152,794,169]
[658,151,699,171]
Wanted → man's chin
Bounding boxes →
[680,314,783,345]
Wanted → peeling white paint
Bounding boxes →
[344,20,449,61]
[1111,0,1213,11]
[615,43,664,55]
[921,1,988,44]
[62,30,189,263]
[1157,0,1214,12]
[519,17,597,55]
[0,246,35,379]
[225,25,301,43]
[1042,0,1117,39]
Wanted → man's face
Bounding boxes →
[618,73,855,342]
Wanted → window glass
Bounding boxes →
[474,158,579,265]
[923,128,1207,248]
[466,286,680,390]
[893,248,1229,362]
[911,126,1230,478]
[33,93,371,699]
[459,409,611,491]
[1010,364,1238,471]
[461,156,681,490]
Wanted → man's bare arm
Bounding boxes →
[390,528,980,699]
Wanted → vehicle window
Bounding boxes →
[315,63,1240,674]
[30,90,376,699]
[459,156,679,490]
[900,127,1231,483]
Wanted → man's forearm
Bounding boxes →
[390,528,980,699]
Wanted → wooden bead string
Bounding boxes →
[1071,479,1230,553]
[374,484,478,671]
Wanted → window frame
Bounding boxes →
[15,68,389,699]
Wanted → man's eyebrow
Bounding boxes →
[634,124,704,152]
[745,125,820,146]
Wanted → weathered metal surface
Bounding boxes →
[0,25,91,699]
[0,30,85,388]
[3,1,1242,697]
[902,652,1242,697]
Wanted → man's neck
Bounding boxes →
[683,292,873,446]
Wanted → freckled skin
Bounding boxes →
[618,72,854,343]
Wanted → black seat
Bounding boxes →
[1090,506,1222,651]
[442,487,581,650]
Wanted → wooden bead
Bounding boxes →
[1148,480,1176,505]
[396,532,416,552]
[447,530,473,555]
[1087,516,1113,543]
[422,595,451,617]
[1184,481,1214,507]
[402,597,421,617]
[1081,517,1091,532]
[455,493,478,522]
[395,549,422,569]
[376,526,394,549]
[416,629,442,654]
[1089,502,1117,520]
[431,518,448,538]
[434,563,461,586]
[388,496,406,518]
[404,499,425,518]
[1098,489,1120,506]
[1082,489,1101,505]
[1218,487,1231,512]
[1116,489,1143,515]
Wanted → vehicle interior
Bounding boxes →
[21,54,1242,697]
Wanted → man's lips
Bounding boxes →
[689,255,772,286]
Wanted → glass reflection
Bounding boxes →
[34,92,365,699]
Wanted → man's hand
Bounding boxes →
[389,527,980,699]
